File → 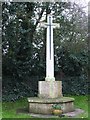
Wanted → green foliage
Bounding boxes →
[62,75,88,95]
[2,2,46,79]
[55,47,88,76]
[2,77,36,102]
[52,104,62,110]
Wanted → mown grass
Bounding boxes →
[2,95,89,119]
[2,98,32,118]
[0,102,2,119]
[66,95,89,118]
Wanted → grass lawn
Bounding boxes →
[2,98,31,118]
[0,102,2,119]
[66,95,89,118]
[2,95,89,119]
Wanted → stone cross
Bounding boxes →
[40,14,60,81]
[28,14,75,115]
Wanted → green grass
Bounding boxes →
[73,95,89,118]
[65,95,89,118]
[2,98,32,118]
[2,95,89,119]
[0,102,2,119]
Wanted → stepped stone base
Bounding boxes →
[28,97,75,114]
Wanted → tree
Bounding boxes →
[2,2,46,79]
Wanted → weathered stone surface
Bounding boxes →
[63,109,84,117]
[28,97,74,103]
[28,97,75,114]
[28,81,75,115]
[17,108,84,118]
[38,81,62,98]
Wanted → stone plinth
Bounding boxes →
[39,81,62,98]
[28,81,75,114]
[28,97,75,114]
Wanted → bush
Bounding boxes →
[2,77,37,101]
[62,75,88,95]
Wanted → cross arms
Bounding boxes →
[39,22,60,28]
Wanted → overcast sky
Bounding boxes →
[69,0,89,7]
[70,0,89,13]
[70,0,89,4]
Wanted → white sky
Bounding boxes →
[69,0,90,13]
[70,0,89,4]
[69,0,89,7]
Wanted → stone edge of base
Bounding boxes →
[27,97,75,103]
